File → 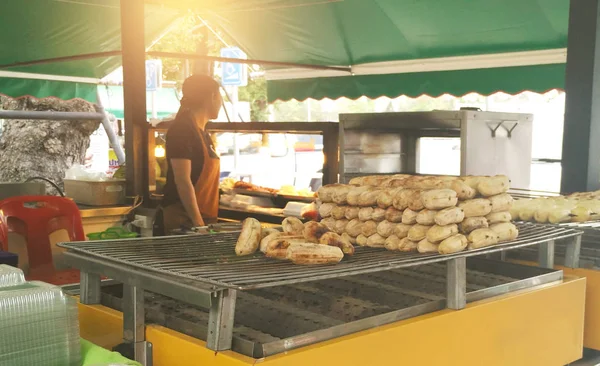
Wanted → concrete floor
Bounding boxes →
[570,349,600,366]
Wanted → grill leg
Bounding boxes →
[207,289,237,351]
[80,271,101,304]
[538,240,556,269]
[446,257,466,310]
[564,235,582,268]
[120,285,152,366]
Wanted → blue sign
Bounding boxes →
[146,60,162,91]
[220,47,247,87]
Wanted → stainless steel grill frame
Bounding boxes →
[81,259,562,359]
[59,222,581,361]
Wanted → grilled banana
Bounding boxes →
[372,208,387,222]
[416,209,438,225]
[344,206,360,220]
[459,217,489,234]
[394,223,412,239]
[235,218,262,256]
[489,223,519,242]
[408,190,426,211]
[460,175,483,190]
[385,207,404,223]
[393,189,415,210]
[367,233,386,248]
[438,234,468,254]
[261,228,280,240]
[334,219,349,235]
[303,221,330,243]
[377,188,396,208]
[260,232,282,253]
[345,219,364,237]
[356,234,369,247]
[282,217,304,235]
[286,243,344,265]
[265,236,305,259]
[318,202,336,218]
[489,193,514,213]
[341,233,357,246]
[458,198,493,217]
[331,185,352,205]
[408,224,432,241]
[319,232,355,255]
[384,235,401,251]
[477,175,510,197]
[398,237,419,252]
[426,224,459,243]
[434,206,465,226]
[361,220,378,237]
[358,187,383,207]
[417,238,439,253]
[485,211,512,224]
[331,205,347,220]
[358,207,374,221]
[548,207,573,224]
[347,186,371,206]
[467,228,500,249]
[377,220,396,238]
[321,217,336,231]
[402,208,419,225]
[571,205,592,223]
[421,189,458,210]
[451,180,477,200]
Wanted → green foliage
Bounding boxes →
[150,14,270,122]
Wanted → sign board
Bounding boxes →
[146,60,163,91]
[220,47,248,87]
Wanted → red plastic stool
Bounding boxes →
[0,195,86,285]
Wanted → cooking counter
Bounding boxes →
[77,204,133,235]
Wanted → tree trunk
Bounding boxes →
[0,96,100,194]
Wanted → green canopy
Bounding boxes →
[200,0,569,101]
[0,0,570,102]
[0,0,180,102]
[97,85,181,119]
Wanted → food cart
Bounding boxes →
[2,0,599,365]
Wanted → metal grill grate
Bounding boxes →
[59,222,579,291]
[95,261,553,357]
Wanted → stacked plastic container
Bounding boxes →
[0,265,81,366]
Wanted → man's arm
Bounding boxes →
[171,158,204,227]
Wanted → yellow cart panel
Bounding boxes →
[78,276,586,366]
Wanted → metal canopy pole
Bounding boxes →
[0,110,105,120]
[119,0,150,363]
[561,0,600,193]
[121,0,148,199]
[95,93,126,165]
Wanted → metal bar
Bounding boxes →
[121,0,148,198]
[446,257,466,310]
[564,235,582,268]
[0,51,122,69]
[207,289,237,351]
[0,110,105,121]
[122,285,150,365]
[80,271,101,304]
[146,51,352,73]
[123,285,145,343]
[561,0,600,193]
[538,240,556,269]
[64,252,214,309]
[95,93,126,165]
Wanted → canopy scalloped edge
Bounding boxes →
[266,63,567,102]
